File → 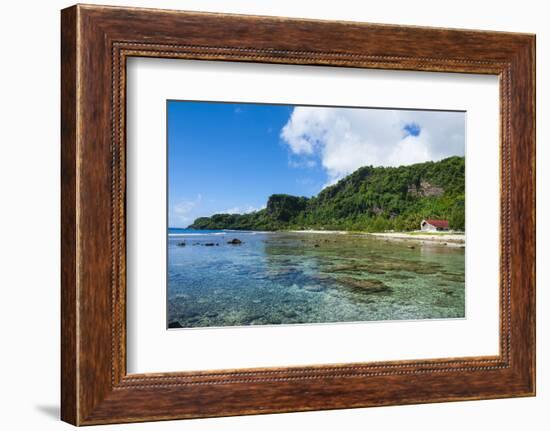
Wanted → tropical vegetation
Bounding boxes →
[188,156,465,232]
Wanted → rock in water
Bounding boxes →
[339,277,391,293]
[228,238,242,245]
[177,242,186,247]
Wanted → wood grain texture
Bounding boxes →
[60,4,536,425]
[60,5,78,425]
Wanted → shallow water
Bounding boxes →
[167,230,465,328]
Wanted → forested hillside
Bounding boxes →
[188,156,465,232]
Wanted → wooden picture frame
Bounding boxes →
[61,4,535,425]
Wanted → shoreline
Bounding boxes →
[286,229,465,246]
[366,232,465,246]
[175,228,465,247]
[287,229,349,235]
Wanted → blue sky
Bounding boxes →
[168,101,327,227]
[168,101,465,228]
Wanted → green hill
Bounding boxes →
[188,156,465,232]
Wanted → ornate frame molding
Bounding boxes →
[61,5,535,425]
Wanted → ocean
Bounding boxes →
[167,229,465,328]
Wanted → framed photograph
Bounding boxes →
[61,4,535,425]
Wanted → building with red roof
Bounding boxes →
[420,219,450,232]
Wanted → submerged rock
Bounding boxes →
[411,267,439,275]
[244,314,264,324]
[365,267,386,275]
[168,321,183,329]
[324,263,386,275]
[228,238,242,245]
[390,273,414,280]
[204,242,216,246]
[327,263,365,273]
[325,259,443,277]
[338,277,391,293]
[177,241,186,247]
[282,310,299,319]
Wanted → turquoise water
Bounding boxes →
[167,230,465,328]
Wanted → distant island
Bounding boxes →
[188,156,465,233]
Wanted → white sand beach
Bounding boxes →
[287,229,465,246]
[368,232,465,246]
[288,229,349,235]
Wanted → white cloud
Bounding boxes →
[170,194,202,226]
[222,205,264,214]
[280,107,464,185]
